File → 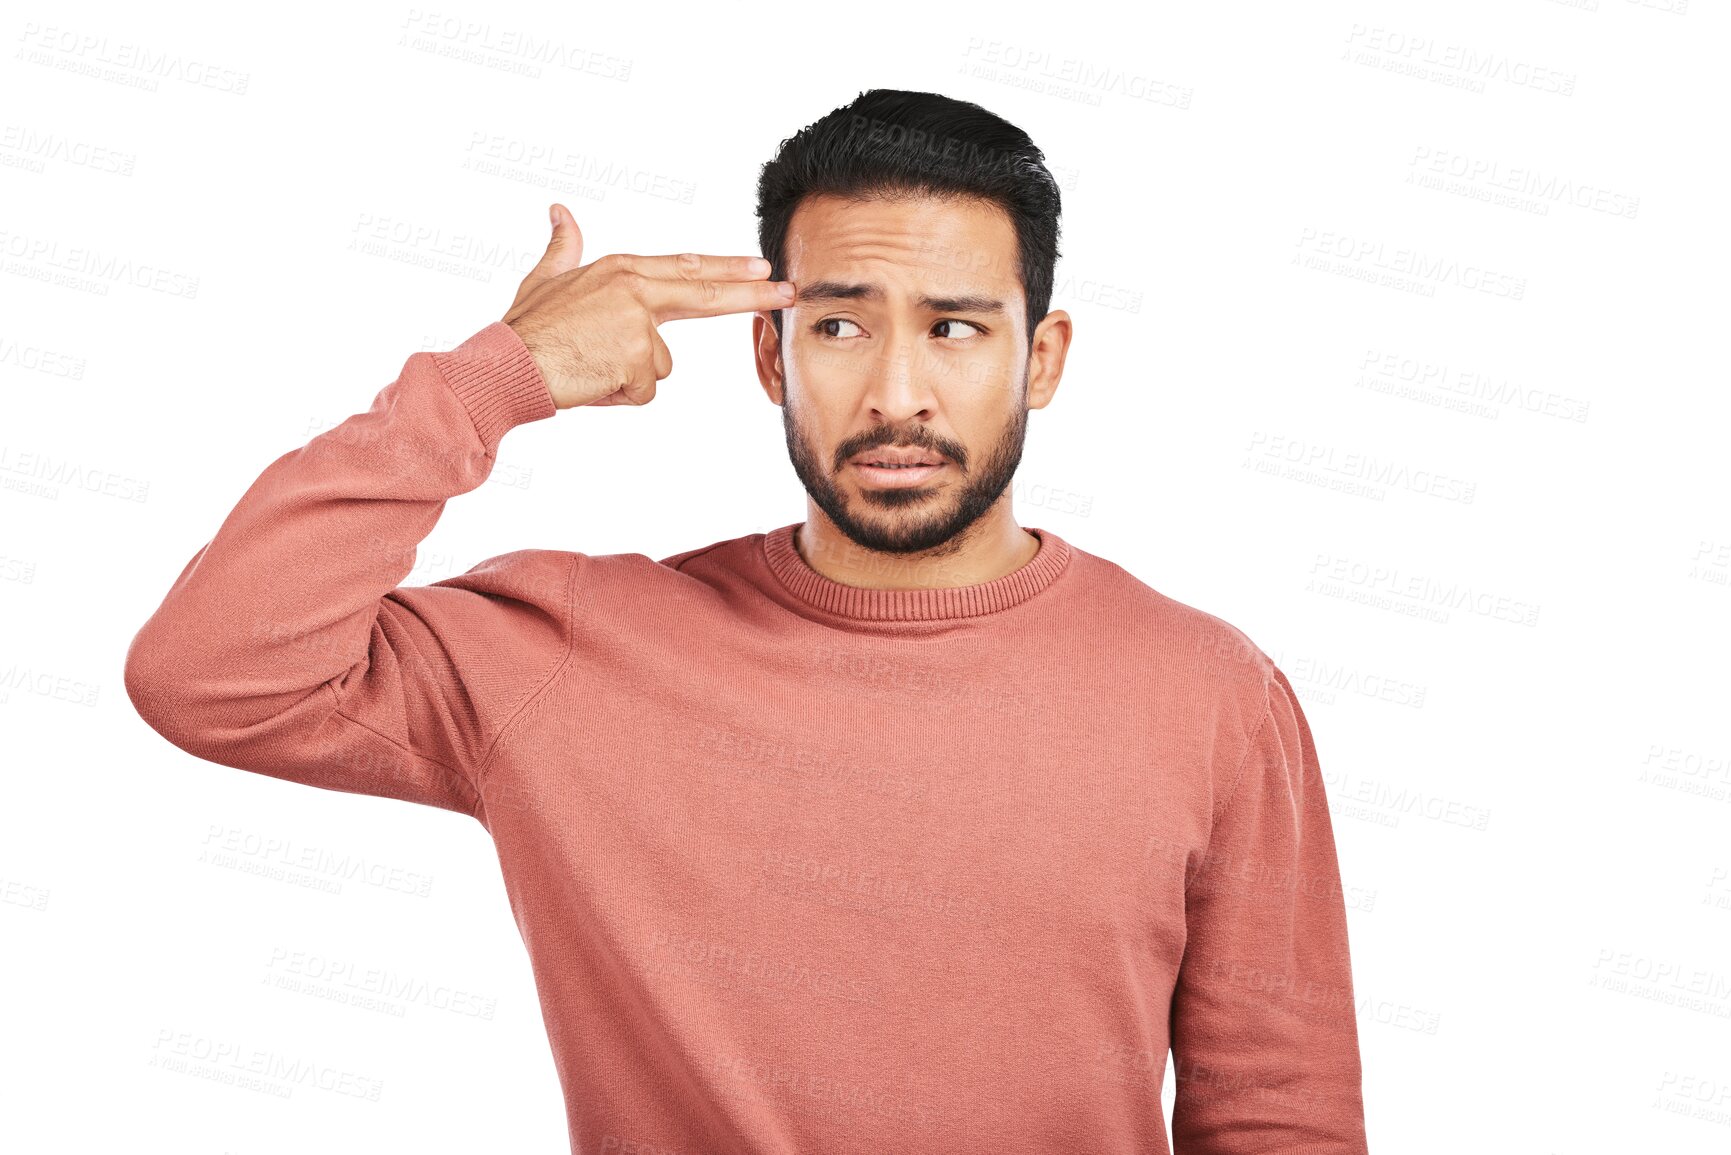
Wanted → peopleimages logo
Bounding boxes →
[1293,228,1527,301]
[1341,24,1577,96]
[1407,146,1640,220]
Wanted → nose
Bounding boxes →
[860,325,939,424]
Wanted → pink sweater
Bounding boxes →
[124,321,1369,1154]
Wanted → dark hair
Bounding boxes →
[754,88,1063,350]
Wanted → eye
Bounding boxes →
[933,319,986,341]
[812,318,864,340]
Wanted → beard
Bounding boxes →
[779,365,1031,556]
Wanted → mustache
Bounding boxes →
[837,438,962,467]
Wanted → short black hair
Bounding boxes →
[755,88,1063,350]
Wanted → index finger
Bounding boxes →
[640,275,797,322]
[615,252,775,282]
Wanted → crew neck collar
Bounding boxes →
[760,521,1072,623]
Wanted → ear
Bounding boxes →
[1025,309,1072,411]
[752,311,786,406]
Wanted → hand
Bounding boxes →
[502,203,795,409]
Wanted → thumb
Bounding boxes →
[540,202,584,276]
[505,204,586,317]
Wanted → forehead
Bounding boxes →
[783,191,1021,302]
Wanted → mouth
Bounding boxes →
[851,457,947,489]
[849,449,947,468]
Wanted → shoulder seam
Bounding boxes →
[325,683,481,816]
[1210,674,1276,832]
[470,551,580,814]
[663,540,731,573]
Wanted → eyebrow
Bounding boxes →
[793,280,1008,316]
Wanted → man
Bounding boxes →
[126,88,1370,1154]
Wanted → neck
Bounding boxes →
[794,502,1041,591]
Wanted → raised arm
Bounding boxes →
[1168,665,1370,1153]
[122,318,569,818]
[124,203,799,821]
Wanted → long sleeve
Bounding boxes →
[123,321,573,821]
[1168,665,1369,1154]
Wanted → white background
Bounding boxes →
[3,0,1728,1151]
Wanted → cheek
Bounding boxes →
[785,362,865,424]
[783,383,849,451]
[790,339,871,388]
[948,354,1020,399]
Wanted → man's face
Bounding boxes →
[754,191,1060,555]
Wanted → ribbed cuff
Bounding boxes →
[432,321,558,454]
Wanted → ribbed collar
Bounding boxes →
[761,521,1072,623]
